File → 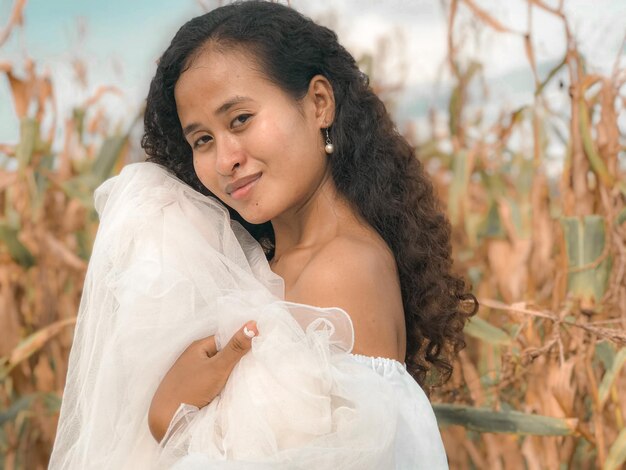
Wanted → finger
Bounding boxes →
[198,335,218,357]
[215,321,257,368]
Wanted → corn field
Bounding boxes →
[1,0,625,469]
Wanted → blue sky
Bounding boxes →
[1,0,625,150]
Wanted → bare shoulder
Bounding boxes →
[291,234,406,361]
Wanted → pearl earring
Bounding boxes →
[324,127,334,155]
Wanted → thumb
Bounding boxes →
[216,321,258,368]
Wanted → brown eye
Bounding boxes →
[193,135,213,149]
[231,114,252,128]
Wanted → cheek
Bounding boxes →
[193,158,221,196]
[255,106,312,154]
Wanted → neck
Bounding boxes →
[270,170,353,261]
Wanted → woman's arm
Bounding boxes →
[148,321,258,442]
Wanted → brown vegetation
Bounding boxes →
[427,1,626,469]
[0,0,624,468]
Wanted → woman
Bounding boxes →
[51,1,476,468]
[145,0,475,462]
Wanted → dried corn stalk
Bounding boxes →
[428,1,626,469]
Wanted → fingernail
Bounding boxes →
[243,326,256,339]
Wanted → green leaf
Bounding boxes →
[42,392,62,413]
[433,403,577,435]
[604,427,626,470]
[464,316,511,346]
[478,201,505,239]
[0,222,35,268]
[595,341,616,371]
[0,395,35,427]
[62,135,128,208]
[0,393,62,429]
[504,196,528,238]
[579,99,614,188]
[616,207,626,226]
[73,107,86,143]
[560,215,612,307]
[598,348,626,408]
[535,57,566,96]
[61,175,98,208]
[15,118,38,170]
[447,151,470,226]
[91,135,127,183]
[447,61,482,138]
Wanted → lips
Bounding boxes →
[225,172,262,196]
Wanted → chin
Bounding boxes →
[240,213,271,225]
[230,205,271,226]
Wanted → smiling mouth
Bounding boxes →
[228,174,261,200]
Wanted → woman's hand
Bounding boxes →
[148,321,258,442]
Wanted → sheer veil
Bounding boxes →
[49,162,405,469]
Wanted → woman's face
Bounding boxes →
[174,46,333,224]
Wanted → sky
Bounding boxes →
[1,0,625,151]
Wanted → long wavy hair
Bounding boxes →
[142,0,477,387]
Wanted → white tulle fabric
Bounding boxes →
[50,162,448,469]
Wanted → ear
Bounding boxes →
[306,75,335,128]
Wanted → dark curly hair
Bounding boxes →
[142,0,477,387]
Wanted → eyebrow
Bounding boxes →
[215,95,254,115]
[183,95,254,137]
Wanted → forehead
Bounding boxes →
[174,46,271,106]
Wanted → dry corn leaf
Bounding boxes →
[87,107,106,135]
[598,348,626,408]
[529,172,555,293]
[460,0,518,34]
[501,434,526,470]
[487,239,531,303]
[549,357,577,417]
[541,434,562,470]
[605,427,626,470]
[521,436,542,470]
[528,0,562,15]
[523,34,539,87]
[0,270,21,356]
[483,433,504,470]
[1,61,32,119]
[1,317,76,379]
[596,79,620,174]
[33,356,54,393]
[83,85,123,109]
[0,143,15,158]
[71,57,88,89]
[0,0,27,48]
[10,67,55,149]
[0,171,18,190]
[459,349,485,405]
[442,427,475,470]
[39,231,87,272]
[60,198,86,234]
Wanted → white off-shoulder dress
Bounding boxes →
[50,162,449,470]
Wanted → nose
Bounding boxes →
[215,133,245,176]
